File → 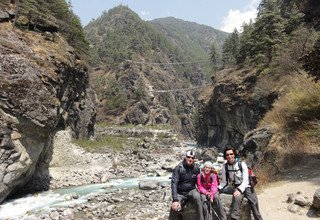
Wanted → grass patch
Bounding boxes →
[260,74,320,132]
[258,74,320,179]
[73,135,135,152]
[302,120,320,139]
[96,121,172,130]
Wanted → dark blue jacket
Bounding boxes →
[171,160,200,202]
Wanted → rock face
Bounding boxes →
[313,188,320,210]
[0,22,96,203]
[196,69,277,150]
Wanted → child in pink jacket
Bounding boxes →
[197,161,218,202]
[197,161,226,220]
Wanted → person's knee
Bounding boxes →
[193,192,201,202]
[214,192,221,200]
[190,192,202,205]
[233,195,242,203]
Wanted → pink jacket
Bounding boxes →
[197,172,218,199]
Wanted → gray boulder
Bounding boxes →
[173,194,253,220]
[0,10,9,22]
[138,181,159,190]
[313,188,320,210]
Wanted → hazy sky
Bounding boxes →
[70,0,261,33]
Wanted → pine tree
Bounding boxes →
[222,29,240,66]
[236,21,255,66]
[250,0,287,64]
[209,43,221,68]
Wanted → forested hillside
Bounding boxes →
[199,0,320,178]
[0,0,88,56]
[151,17,228,73]
[84,5,226,137]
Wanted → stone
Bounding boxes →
[138,181,159,190]
[287,193,295,203]
[0,10,9,22]
[294,196,309,207]
[49,211,60,220]
[313,188,320,210]
[176,193,252,220]
[101,174,109,183]
[288,204,300,213]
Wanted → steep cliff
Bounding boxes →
[196,69,277,150]
[0,3,96,203]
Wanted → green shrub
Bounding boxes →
[73,135,131,152]
[261,75,320,132]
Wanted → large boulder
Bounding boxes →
[313,188,320,210]
[174,194,253,220]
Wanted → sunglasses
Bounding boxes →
[186,156,195,159]
[226,153,234,156]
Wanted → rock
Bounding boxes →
[177,193,252,220]
[287,204,300,213]
[161,162,176,172]
[196,69,278,149]
[49,211,60,220]
[287,193,295,203]
[106,204,115,212]
[138,181,159,190]
[62,208,74,219]
[240,126,274,156]
[200,148,218,162]
[294,196,309,207]
[0,10,9,22]
[64,193,79,201]
[101,174,109,183]
[0,23,96,203]
[313,188,320,210]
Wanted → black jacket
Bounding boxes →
[171,160,200,202]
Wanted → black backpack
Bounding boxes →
[224,160,257,187]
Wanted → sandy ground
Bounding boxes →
[258,156,320,220]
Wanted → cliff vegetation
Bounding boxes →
[198,0,320,181]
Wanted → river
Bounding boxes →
[0,175,171,219]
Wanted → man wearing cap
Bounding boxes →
[169,150,204,220]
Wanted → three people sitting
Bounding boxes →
[170,148,263,220]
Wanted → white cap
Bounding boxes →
[186,150,195,158]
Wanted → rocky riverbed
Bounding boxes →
[1,127,319,220]
[40,127,208,219]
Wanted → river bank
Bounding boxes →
[1,128,319,219]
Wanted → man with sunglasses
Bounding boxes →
[218,146,263,220]
[169,150,204,220]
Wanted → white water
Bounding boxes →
[0,175,170,219]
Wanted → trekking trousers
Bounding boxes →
[201,192,227,220]
[230,187,263,220]
[169,188,204,220]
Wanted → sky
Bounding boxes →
[70,0,261,33]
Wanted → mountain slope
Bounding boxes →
[84,5,225,137]
[151,17,228,60]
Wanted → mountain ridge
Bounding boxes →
[84,5,226,137]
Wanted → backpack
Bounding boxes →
[224,160,257,187]
[200,171,220,186]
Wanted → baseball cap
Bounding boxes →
[186,150,195,158]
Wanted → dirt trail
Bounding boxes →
[257,156,320,220]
